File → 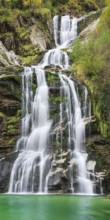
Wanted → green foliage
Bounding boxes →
[0,8,13,22]
[47,72,58,84]
[99,7,110,28]
[35,7,51,20]
[16,27,30,40]
[44,0,56,16]
[8,138,16,145]
[7,116,20,125]
[0,0,23,9]
[70,8,110,137]
[20,54,38,65]
[0,112,6,125]
[23,0,42,8]
[0,0,106,19]
[50,0,105,15]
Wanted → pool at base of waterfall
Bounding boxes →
[0,195,110,220]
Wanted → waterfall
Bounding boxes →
[53,15,78,48]
[9,14,93,194]
[9,68,52,193]
[41,48,69,70]
[40,15,78,69]
[59,74,93,194]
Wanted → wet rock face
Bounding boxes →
[103,172,110,194]
[48,167,69,192]
[86,134,110,194]
[0,152,18,193]
[0,68,21,159]
[0,15,53,66]
[0,67,22,192]
[30,21,53,52]
[0,41,21,67]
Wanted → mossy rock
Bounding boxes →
[16,27,30,41]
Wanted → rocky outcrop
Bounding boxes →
[0,152,18,192]
[0,41,21,67]
[0,14,53,65]
[78,10,101,34]
[79,19,99,43]
[86,134,110,194]
[30,19,53,51]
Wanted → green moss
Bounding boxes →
[6,111,21,137]
[0,8,26,24]
[0,112,7,126]
[7,125,16,133]
[0,112,4,118]
[8,138,16,146]
[35,7,51,20]
[49,96,67,103]
[21,44,39,57]
[18,38,40,63]
[0,32,13,40]
[0,8,13,23]
[46,72,59,84]
[16,27,30,40]
[52,0,103,16]
[7,116,19,125]
[20,55,38,65]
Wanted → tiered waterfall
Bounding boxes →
[9,15,93,194]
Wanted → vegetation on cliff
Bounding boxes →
[0,0,105,18]
[70,0,110,138]
[0,0,106,66]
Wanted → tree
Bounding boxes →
[23,0,42,8]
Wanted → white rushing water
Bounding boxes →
[53,15,78,48]
[41,48,69,69]
[9,14,93,194]
[52,14,93,193]
[40,15,78,69]
[9,68,52,193]
[59,74,93,193]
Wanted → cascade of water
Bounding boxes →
[9,68,51,193]
[60,15,78,48]
[41,48,69,70]
[41,15,78,70]
[9,14,94,194]
[59,74,93,194]
[53,15,59,47]
[53,15,78,48]
[83,86,88,118]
